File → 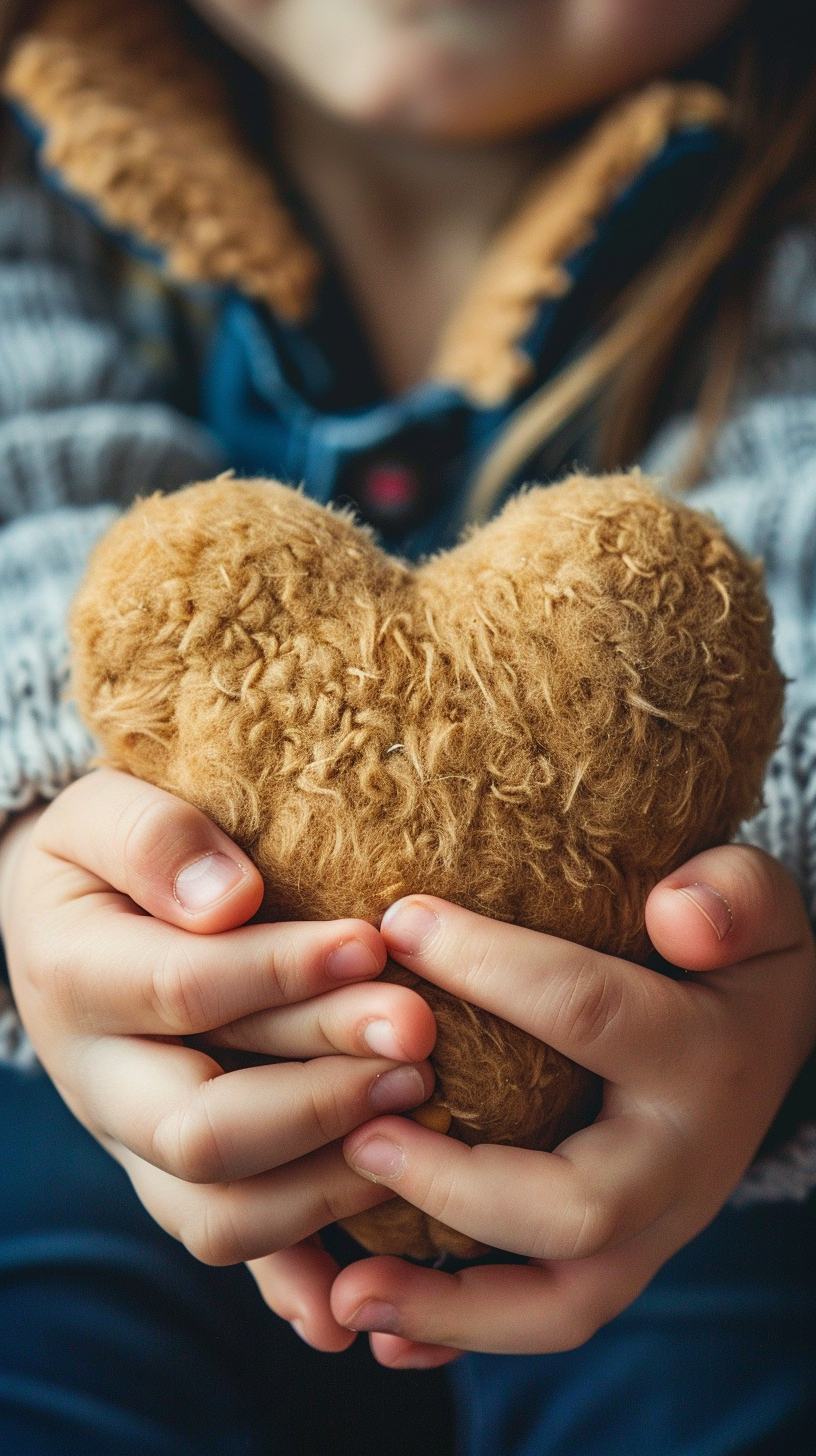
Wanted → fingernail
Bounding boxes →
[291,1319,308,1343]
[326,939,381,982]
[675,882,733,941]
[368,1067,425,1118]
[381,899,440,956]
[346,1300,403,1334]
[348,1131,407,1179]
[174,853,245,912]
[363,1019,406,1059]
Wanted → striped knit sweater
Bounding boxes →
[0,119,815,1202]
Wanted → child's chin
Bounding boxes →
[312,75,553,145]
[290,33,540,142]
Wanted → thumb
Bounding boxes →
[645,844,811,972]
[39,768,264,933]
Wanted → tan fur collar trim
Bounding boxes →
[2,3,726,392]
[1,0,320,320]
[432,82,728,407]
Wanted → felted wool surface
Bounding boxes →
[69,473,783,1260]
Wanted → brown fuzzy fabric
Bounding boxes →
[69,473,783,1258]
[2,0,320,319]
[431,82,728,406]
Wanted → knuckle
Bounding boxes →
[568,1196,616,1258]
[22,938,68,1006]
[264,929,304,1005]
[535,1197,611,1262]
[550,957,623,1050]
[118,791,206,887]
[314,1182,355,1228]
[179,1194,246,1266]
[306,1069,349,1146]
[153,1084,227,1183]
[149,944,209,1034]
[459,929,505,1003]
[423,1166,460,1226]
[117,792,172,876]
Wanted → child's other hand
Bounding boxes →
[252,846,816,1361]
[0,770,435,1279]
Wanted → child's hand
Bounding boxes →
[0,770,435,1272]
[251,846,816,1361]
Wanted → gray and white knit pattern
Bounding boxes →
[0,124,223,827]
[0,125,223,1067]
[0,120,815,1202]
[647,408,816,929]
[644,418,816,1206]
[0,982,37,1071]
[644,241,816,1206]
[0,502,115,819]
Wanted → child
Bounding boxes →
[0,0,815,1452]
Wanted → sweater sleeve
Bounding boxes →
[643,258,816,1206]
[647,394,816,919]
[0,124,225,1065]
[0,120,225,826]
[0,502,117,825]
[644,228,816,913]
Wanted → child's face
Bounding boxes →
[192,0,747,139]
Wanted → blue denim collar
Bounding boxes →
[200,122,724,556]
[2,0,726,556]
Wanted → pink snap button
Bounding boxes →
[360,462,419,516]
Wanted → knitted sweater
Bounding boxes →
[1,5,815,1203]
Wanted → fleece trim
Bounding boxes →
[2,0,726,403]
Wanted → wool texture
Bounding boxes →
[69,472,783,1259]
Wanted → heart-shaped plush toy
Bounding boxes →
[69,472,783,1260]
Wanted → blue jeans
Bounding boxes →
[1,1063,814,1456]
